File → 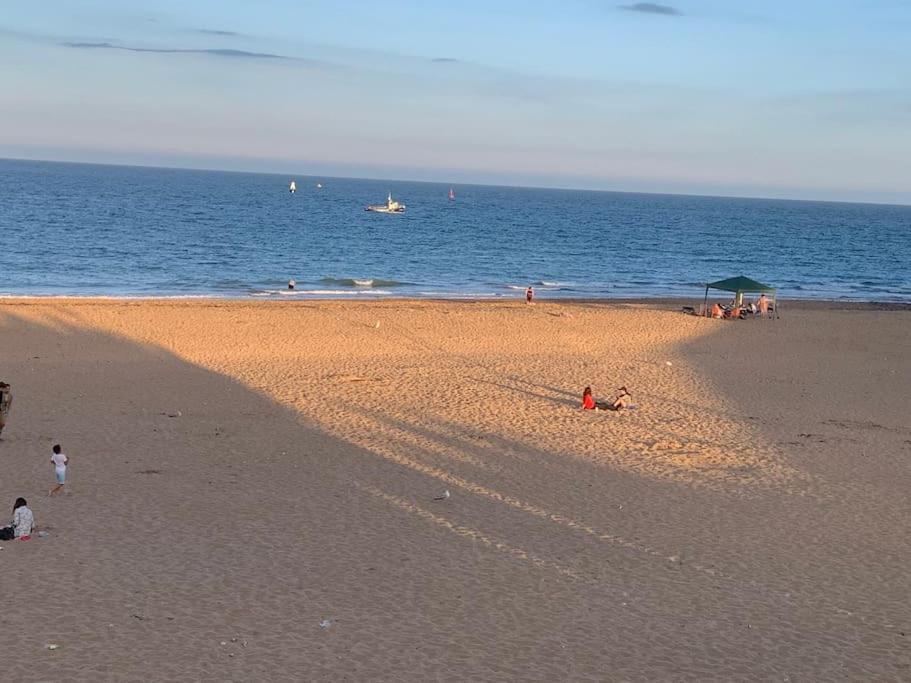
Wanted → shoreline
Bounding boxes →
[1,295,910,311]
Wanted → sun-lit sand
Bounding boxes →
[1,298,909,680]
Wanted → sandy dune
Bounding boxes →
[1,299,909,680]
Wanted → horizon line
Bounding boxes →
[2,154,909,209]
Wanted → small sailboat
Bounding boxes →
[289,180,297,194]
[448,187,455,201]
[316,182,323,189]
[365,192,405,214]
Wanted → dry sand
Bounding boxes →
[1,298,909,680]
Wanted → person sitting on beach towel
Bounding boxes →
[711,303,724,319]
[0,498,34,541]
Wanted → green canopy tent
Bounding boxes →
[702,276,778,318]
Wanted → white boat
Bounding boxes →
[316,182,323,189]
[289,180,297,193]
[365,192,405,213]
[448,187,455,201]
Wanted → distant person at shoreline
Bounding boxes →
[0,498,34,540]
[758,293,770,318]
[49,444,68,496]
[525,286,534,304]
[288,279,296,291]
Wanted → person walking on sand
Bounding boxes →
[525,286,534,304]
[49,444,68,496]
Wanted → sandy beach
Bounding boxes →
[1,298,909,680]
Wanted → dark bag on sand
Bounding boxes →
[0,526,14,541]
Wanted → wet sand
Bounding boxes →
[1,298,909,680]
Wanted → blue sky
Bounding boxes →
[2,0,910,202]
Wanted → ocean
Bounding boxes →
[2,158,909,302]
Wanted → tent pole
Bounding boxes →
[703,287,709,317]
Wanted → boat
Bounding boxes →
[316,182,323,189]
[289,180,297,194]
[448,187,455,201]
[365,192,405,214]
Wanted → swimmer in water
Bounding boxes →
[288,279,296,290]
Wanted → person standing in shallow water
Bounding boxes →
[49,444,68,496]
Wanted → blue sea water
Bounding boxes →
[1,158,909,302]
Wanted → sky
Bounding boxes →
[2,0,910,203]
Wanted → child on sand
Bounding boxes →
[49,444,68,496]
[582,386,596,410]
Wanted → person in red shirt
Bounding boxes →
[582,386,596,410]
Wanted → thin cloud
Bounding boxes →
[619,3,682,16]
[431,57,460,63]
[62,41,291,60]
[195,29,241,37]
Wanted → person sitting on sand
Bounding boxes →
[711,303,724,319]
[0,498,34,541]
[583,386,631,411]
[609,386,632,411]
[582,386,596,410]
[49,444,68,496]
